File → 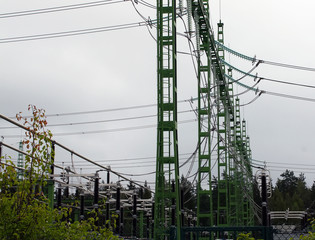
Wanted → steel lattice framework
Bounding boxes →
[194,0,214,228]
[154,0,181,238]
[154,0,255,238]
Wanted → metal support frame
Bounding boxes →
[17,141,24,180]
[155,0,181,238]
[194,0,213,227]
[241,120,254,226]
[191,0,235,228]
[227,68,238,226]
[234,98,243,225]
[216,20,229,227]
[153,0,255,233]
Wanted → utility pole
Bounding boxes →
[256,166,271,227]
[133,192,137,238]
[115,186,121,235]
[48,142,55,209]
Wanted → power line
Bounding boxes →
[223,59,315,90]
[252,158,315,168]
[70,155,205,167]
[267,165,315,172]
[268,169,315,175]
[0,113,154,192]
[0,21,149,44]
[0,0,125,18]
[228,75,315,103]
[1,109,193,130]
[239,94,262,107]
[261,59,315,72]
[0,7,182,44]
[264,91,315,103]
[8,99,191,119]
[73,152,196,163]
[2,119,197,138]
[138,0,156,9]
[216,41,315,72]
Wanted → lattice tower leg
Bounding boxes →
[154,0,181,238]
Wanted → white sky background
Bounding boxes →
[0,0,315,192]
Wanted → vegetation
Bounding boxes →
[269,169,315,226]
[237,232,255,240]
[1,105,315,240]
[270,170,313,212]
[0,105,117,240]
[298,219,315,239]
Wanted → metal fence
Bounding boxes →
[272,224,310,240]
[170,226,274,240]
[167,224,312,240]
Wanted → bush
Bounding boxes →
[0,105,117,239]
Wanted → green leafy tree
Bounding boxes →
[143,180,152,199]
[0,105,117,240]
[270,170,311,212]
[298,219,315,239]
[277,170,298,195]
[180,175,196,211]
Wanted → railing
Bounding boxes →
[170,226,274,240]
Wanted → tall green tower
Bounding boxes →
[154,0,181,238]
[194,0,214,227]
[216,20,229,226]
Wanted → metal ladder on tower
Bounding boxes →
[194,0,214,228]
[216,20,229,227]
[155,0,181,238]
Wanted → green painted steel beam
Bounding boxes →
[190,0,214,228]
[216,21,229,227]
[155,0,181,239]
[17,141,24,180]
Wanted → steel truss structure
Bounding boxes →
[154,0,181,238]
[154,0,254,238]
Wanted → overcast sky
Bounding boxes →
[0,0,315,190]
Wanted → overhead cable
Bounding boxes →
[0,0,125,18]
[228,75,315,103]
[222,59,315,89]
[8,99,190,119]
[239,94,262,107]
[1,119,197,138]
[1,109,194,129]
[215,41,315,72]
[0,113,153,193]
[0,12,186,44]
[0,21,148,44]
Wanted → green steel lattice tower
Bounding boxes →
[235,98,244,225]
[194,0,214,227]
[154,0,181,238]
[216,20,229,226]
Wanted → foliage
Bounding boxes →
[143,180,152,199]
[270,170,312,212]
[237,232,255,240]
[0,105,117,240]
[180,175,196,211]
[297,219,315,239]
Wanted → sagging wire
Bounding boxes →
[215,40,315,72]
[231,60,262,83]
[223,59,315,89]
[239,91,264,107]
[0,0,126,19]
[225,74,261,97]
